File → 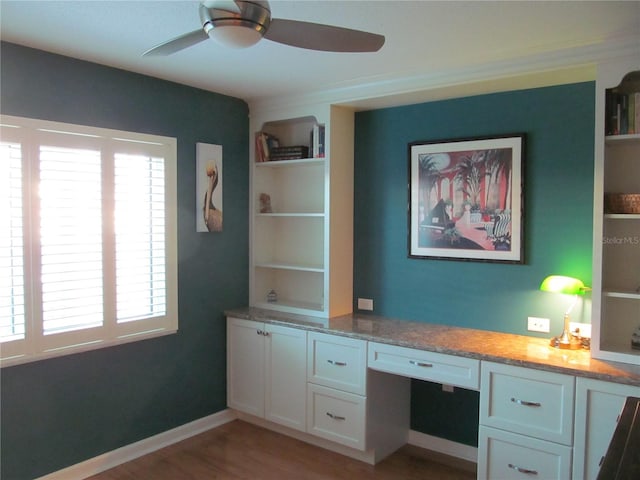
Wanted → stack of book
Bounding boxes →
[606,91,640,136]
[255,131,279,162]
[270,145,309,160]
[310,124,325,158]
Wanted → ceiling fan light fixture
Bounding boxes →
[200,1,270,49]
[205,22,265,48]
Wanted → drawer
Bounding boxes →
[480,361,575,445]
[368,341,480,390]
[306,383,366,451]
[307,332,367,395]
[478,426,572,480]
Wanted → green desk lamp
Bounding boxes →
[540,275,591,350]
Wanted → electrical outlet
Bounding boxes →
[357,298,373,311]
[570,322,592,339]
[528,316,550,333]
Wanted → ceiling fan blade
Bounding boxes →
[143,29,209,57]
[264,18,384,52]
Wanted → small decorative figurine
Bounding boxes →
[259,193,272,213]
[267,289,277,303]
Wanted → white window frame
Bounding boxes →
[0,115,178,366]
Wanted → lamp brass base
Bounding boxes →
[550,313,584,350]
[550,335,582,350]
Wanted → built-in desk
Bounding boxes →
[225,308,640,479]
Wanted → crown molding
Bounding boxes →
[249,33,640,113]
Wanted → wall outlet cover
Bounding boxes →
[570,322,592,339]
[528,316,550,333]
[357,298,373,311]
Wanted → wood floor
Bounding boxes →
[88,420,477,480]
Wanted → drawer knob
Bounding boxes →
[327,360,347,366]
[510,397,541,407]
[326,412,346,421]
[409,360,433,368]
[508,463,538,475]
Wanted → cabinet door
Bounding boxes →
[227,317,265,417]
[264,323,307,432]
[573,377,640,480]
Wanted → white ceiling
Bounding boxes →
[1,1,639,110]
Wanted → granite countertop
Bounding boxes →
[226,307,640,387]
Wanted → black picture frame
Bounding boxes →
[408,134,525,263]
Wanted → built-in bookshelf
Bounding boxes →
[249,106,353,317]
[592,59,640,365]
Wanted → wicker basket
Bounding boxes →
[605,193,640,214]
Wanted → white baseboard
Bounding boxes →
[37,410,476,480]
[408,429,478,464]
[37,409,238,480]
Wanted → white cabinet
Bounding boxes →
[478,361,575,480]
[572,377,640,480]
[249,105,354,318]
[227,317,307,432]
[591,56,640,365]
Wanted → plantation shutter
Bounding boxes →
[0,142,26,343]
[114,153,167,323]
[39,145,104,335]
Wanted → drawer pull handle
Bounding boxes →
[327,360,347,366]
[326,412,346,421]
[511,397,541,407]
[409,360,433,368]
[508,464,538,475]
[256,329,269,336]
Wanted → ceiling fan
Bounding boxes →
[143,0,385,56]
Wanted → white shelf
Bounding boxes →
[599,341,640,358]
[257,212,324,218]
[255,262,324,273]
[603,290,640,300]
[253,299,324,314]
[605,214,640,220]
[605,133,640,144]
[255,157,325,168]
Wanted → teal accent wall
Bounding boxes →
[0,42,249,479]
[354,82,595,445]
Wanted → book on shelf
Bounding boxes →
[606,90,640,136]
[269,145,309,160]
[255,131,280,162]
[310,124,325,158]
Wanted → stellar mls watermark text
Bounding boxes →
[603,236,640,245]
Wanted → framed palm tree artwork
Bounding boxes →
[408,134,525,263]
